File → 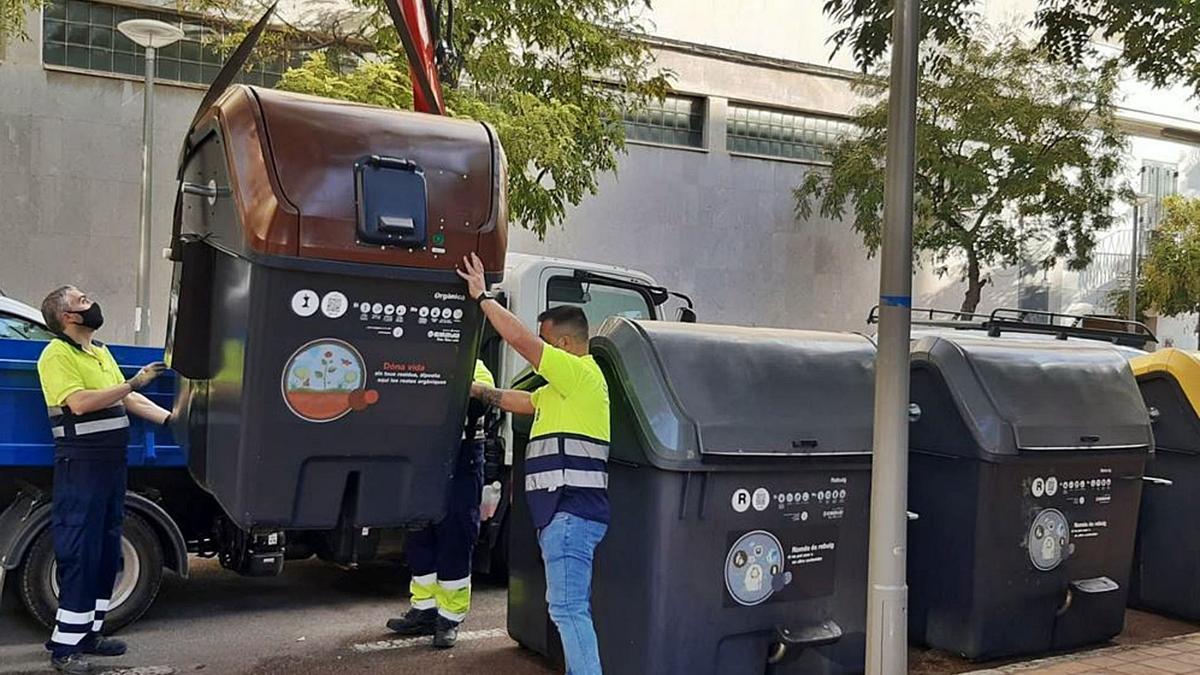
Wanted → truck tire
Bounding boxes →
[17,512,164,633]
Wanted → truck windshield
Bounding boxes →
[547,276,654,333]
[0,313,56,340]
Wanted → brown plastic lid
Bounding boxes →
[203,85,506,271]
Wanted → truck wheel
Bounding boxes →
[18,512,164,633]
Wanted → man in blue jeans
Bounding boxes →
[457,253,609,675]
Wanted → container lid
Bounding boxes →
[194,86,506,271]
[1131,348,1200,453]
[910,334,1151,457]
[1132,348,1200,411]
[591,318,876,468]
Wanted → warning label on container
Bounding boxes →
[1070,519,1108,540]
[723,524,839,607]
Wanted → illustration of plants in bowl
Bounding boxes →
[282,339,379,422]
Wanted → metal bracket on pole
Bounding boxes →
[865,0,920,672]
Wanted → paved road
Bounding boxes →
[0,558,552,675]
[2,558,1196,674]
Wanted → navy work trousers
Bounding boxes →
[405,439,485,623]
[46,454,126,658]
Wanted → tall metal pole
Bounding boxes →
[1128,203,1140,323]
[134,45,156,345]
[866,0,920,672]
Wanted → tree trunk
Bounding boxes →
[961,251,982,315]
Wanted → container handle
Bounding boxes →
[367,155,421,172]
[767,620,843,664]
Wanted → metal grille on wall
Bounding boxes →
[622,94,706,148]
[1142,161,1179,230]
[42,0,291,86]
[726,103,856,162]
[1073,161,1179,306]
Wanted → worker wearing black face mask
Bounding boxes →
[35,286,172,675]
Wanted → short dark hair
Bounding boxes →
[41,285,74,334]
[538,305,589,341]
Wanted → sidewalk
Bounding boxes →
[967,633,1200,674]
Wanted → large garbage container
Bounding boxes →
[1128,348,1200,619]
[508,318,875,674]
[907,334,1153,660]
[164,85,507,530]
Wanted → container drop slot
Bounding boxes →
[354,155,427,247]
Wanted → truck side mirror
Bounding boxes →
[677,307,697,323]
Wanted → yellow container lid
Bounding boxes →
[1131,348,1200,412]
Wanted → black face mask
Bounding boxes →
[71,303,104,330]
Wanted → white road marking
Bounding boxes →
[101,667,176,675]
[351,628,510,654]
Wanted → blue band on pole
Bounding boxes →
[880,295,912,308]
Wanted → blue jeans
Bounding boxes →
[538,512,607,675]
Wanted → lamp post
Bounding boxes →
[117,19,184,345]
[866,0,920,672]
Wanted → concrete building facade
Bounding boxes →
[3,0,1200,345]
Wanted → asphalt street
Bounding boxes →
[1,558,1195,674]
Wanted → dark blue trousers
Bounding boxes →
[405,439,484,622]
[46,454,126,658]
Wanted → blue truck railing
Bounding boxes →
[0,337,182,468]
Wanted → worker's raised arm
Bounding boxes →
[457,253,545,369]
[60,361,165,414]
[471,382,536,416]
[124,391,172,426]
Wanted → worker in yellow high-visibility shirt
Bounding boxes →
[457,253,610,675]
[35,286,171,675]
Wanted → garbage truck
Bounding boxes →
[0,249,693,630]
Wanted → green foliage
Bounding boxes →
[823,0,1200,99]
[1138,196,1200,317]
[191,0,671,237]
[795,34,1129,313]
[1,0,41,41]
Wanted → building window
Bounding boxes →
[1141,161,1179,230]
[42,0,291,86]
[726,104,855,162]
[622,94,705,148]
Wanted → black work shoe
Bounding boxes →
[386,608,437,636]
[433,617,459,649]
[82,634,127,657]
[51,653,96,675]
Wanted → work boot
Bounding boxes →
[50,653,95,675]
[433,616,459,649]
[82,634,128,657]
[386,608,437,636]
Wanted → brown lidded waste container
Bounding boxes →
[165,85,507,531]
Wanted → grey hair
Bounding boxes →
[41,285,75,334]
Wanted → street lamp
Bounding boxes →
[1128,193,1153,324]
[117,19,185,345]
[866,0,920,672]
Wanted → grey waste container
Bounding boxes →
[1127,349,1198,619]
[907,334,1153,661]
[508,318,875,674]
